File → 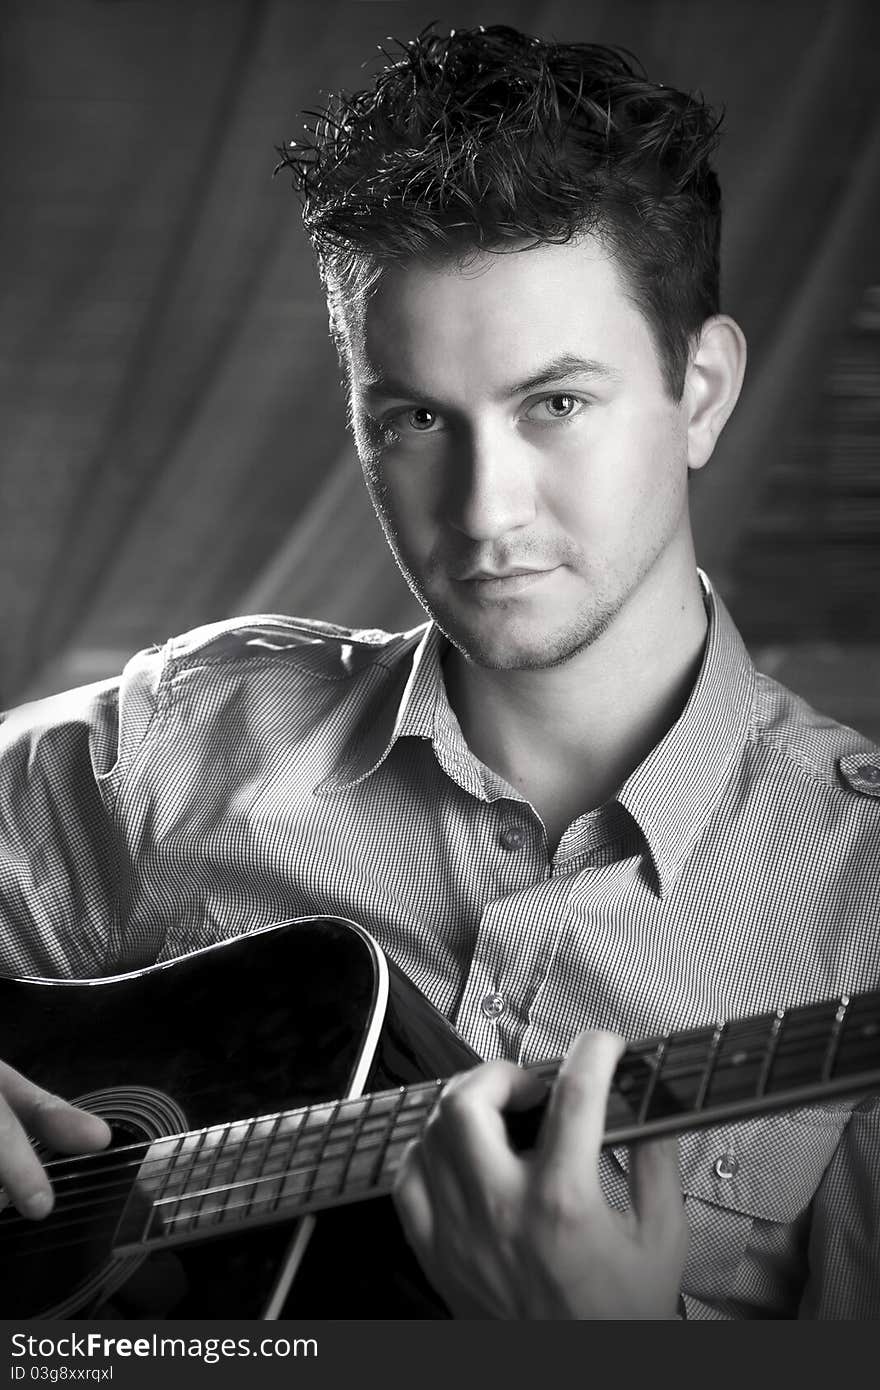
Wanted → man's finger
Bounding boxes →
[0,1063,112,1218]
[536,1030,626,1188]
[0,1095,56,1218]
[392,1139,436,1258]
[0,1063,111,1150]
[629,1135,687,1245]
[422,1062,545,1197]
[27,1101,112,1156]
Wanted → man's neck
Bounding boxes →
[442,568,709,851]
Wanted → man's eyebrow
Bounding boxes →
[360,353,621,405]
[360,374,429,404]
[503,354,622,396]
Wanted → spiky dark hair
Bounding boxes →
[277,24,724,399]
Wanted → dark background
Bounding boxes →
[1,0,878,737]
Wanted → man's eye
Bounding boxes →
[524,394,585,422]
[399,407,440,432]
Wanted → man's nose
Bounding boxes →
[445,422,537,541]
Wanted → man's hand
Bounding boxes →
[393,1029,688,1319]
[0,1061,111,1219]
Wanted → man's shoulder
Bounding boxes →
[1,613,432,768]
[751,667,880,810]
[160,612,429,682]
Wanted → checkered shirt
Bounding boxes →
[1,574,879,1318]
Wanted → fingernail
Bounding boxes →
[23,1191,53,1220]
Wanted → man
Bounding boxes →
[1,25,878,1319]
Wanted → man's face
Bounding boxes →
[344,237,694,670]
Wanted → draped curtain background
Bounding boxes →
[2,0,878,736]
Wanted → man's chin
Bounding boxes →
[431,610,589,672]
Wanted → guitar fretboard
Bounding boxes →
[120,987,880,1253]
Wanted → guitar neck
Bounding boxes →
[119,987,880,1254]
[600,987,880,1142]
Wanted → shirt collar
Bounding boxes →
[315,621,443,794]
[318,620,524,803]
[319,574,757,899]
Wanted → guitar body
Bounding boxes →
[0,917,478,1320]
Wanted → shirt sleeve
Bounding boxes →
[798,1095,880,1318]
[0,644,165,980]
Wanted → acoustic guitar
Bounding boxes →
[1,916,878,1319]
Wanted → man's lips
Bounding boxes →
[451,565,561,595]
[455,566,548,580]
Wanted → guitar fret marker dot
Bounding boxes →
[731,1051,748,1065]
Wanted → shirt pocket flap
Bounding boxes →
[610,1105,851,1222]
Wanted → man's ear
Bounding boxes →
[684,315,747,472]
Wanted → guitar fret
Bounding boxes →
[366,1085,407,1190]
[693,1023,724,1112]
[769,999,837,1091]
[165,1124,235,1234]
[270,1108,310,1214]
[143,1126,225,1239]
[200,1124,238,1229]
[302,1098,351,1205]
[141,1133,187,1244]
[229,1118,257,1186]
[182,1130,215,1211]
[264,1116,308,1186]
[245,1114,284,1216]
[161,1130,212,1232]
[272,1109,328,1212]
[756,1009,785,1097]
[612,1045,653,1122]
[333,1092,426,1200]
[822,996,850,1081]
[638,1040,667,1123]
[212,1112,301,1216]
[153,1133,188,1204]
[376,1084,440,1189]
[613,1030,716,1125]
[162,1113,316,1227]
[336,1095,372,1197]
[704,1018,769,1109]
[833,994,880,1077]
[208,1119,260,1230]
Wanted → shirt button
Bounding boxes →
[480,992,506,1020]
[713,1154,739,1181]
[499,823,526,851]
[839,756,880,797]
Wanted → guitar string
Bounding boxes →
[25,1025,867,1211]
[5,1128,432,1260]
[7,1021,877,1224]
[13,1046,880,1267]
[42,1013,880,1198]
[21,1018,880,1258]
[4,1030,878,1255]
[2,1096,442,1240]
[18,1023,878,1228]
[11,1087,880,1266]
[23,1109,436,1234]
